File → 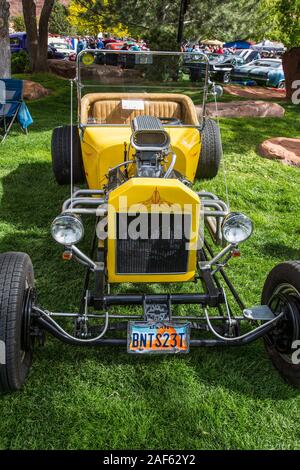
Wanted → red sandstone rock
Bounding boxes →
[48,59,76,79]
[224,85,286,100]
[259,138,300,167]
[8,0,69,17]
[23,80,51,100]
[197,100,285,118]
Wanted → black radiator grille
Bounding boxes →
[116,213,190,274]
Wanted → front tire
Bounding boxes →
[51,125,85,185]
[262,261,300,388]
[196,118,222,180]
[0,253,34,393]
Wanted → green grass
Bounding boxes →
[0,73,300,450]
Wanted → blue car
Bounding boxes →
[231,58,285,88]
[10,32,65,60]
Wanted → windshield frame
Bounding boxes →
[76,50,210,129]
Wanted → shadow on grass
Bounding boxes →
[30,338,299,403]
[0,161,68,230]
[258,242,300,260]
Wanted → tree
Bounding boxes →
[68,0,129,36]
[69,0,265,49]
[0,0,10,78]
[49,0,72,35]
[259,0,300,48]
[11,15,26,32]
[22,0,55,73]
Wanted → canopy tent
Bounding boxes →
[201,39,224,46]
[223,40,252,49]
[251,40,285,52]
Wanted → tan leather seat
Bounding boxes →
[81,93,199,126]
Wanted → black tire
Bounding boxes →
[51,125,85,185]
[0,253,34,393]
[262,261,300,388]
[190,68,201,82]
[196,118,222,179]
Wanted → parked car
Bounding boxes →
[10,33,66,60]
[231,58,285,88]
[185,49,260,83]
[9,32,27,53]
[48,38,76,58]
[47,44,66,60]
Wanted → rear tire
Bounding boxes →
[51,125,85,185]
[0,253,34,393]
[262,261,300,388]
[190,68,201,82]
[196,118,222,179]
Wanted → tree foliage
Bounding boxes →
[259,0,300,48]
[66,0,300,49]
[49,0,72,35]
[69,0,267,47]
[11,15,26,32]
[68,0,129,36]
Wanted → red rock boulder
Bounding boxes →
[197,100,285,118]
[23,81,51,100]
[48,59,76,79]
[224,85,286,100]
[259,138,300,167]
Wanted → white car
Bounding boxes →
[48,38,75,58]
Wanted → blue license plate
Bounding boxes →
[128,321,190,354]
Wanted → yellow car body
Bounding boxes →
[81,126,201,190]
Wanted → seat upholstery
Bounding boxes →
[80,93,199,126]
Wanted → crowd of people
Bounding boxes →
[182,43,227,54]
[50,34,150,55]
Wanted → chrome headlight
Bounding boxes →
[51,214,84,245]
[222,212,253,244]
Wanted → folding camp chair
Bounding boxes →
[0,79,33,143]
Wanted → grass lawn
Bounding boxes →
[0,73,300,450]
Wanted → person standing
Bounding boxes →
[77,37,84,54]
[97,37,104,49]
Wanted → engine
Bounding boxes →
[131,115,170,178]
[107,115,188,191]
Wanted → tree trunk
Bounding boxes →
[22,0,38,71]
[22,0,55,73]
[36,0,55,72]
[0,0,11,78]
[282,48,300,102]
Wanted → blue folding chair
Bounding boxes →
[0,78,33,143]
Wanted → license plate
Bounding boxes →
[128,321,190,354]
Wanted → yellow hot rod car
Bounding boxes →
[0,51,299,392]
